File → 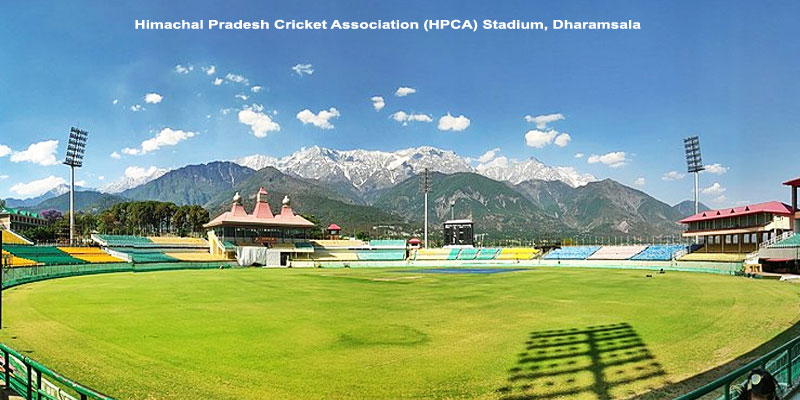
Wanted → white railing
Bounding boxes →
[759,231,795,249]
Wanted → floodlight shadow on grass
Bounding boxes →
[498,323,667,400]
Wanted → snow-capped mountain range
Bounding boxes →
[233,146,596,193]
[101,167,169,194]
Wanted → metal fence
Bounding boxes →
[675,334,800,399]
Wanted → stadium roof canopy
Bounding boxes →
[204,188,315,229]
[783,177,800,186]
[679,201,793,224]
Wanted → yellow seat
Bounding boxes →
[1,249,37,267]
[413,249,452,260]
[2,230,32,245]
[57,247,125,263]
[310,249,359,261]
[496,248,540,260]
[310,240,366,248]
[678,252,747,262]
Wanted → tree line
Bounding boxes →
[17,201,210,243]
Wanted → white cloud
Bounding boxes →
[712,195,728,204]
[143,93,163,104]
[212,77,223,86]
[226,73,249,85]
[75,180,86,186]
[524,129,558,148]
[394,87,416,97]
[0,175,8,181]
[10,176,66,197]
[122,128,197,155]
[553,133,571,147]
[174,64,193,74]
[476,148,501,164]
[10,140,59,166]
[235,93,249,101]
[98,176,105,181]
[112,99,118,105]
[130,104,143,112]
[702,182,726,196]
[524,113,565,129]
[437,113,470,132]
[250,85,262,93]
[477,155,510,170]
[202,65,216,75]
[587,152,628,168]
[704,163,728,175]
[574,153,584,159]
[110,151,121,159]
[634,177,646,186]
[390,111,433,126]
[238,108,280,138]
[371,96,385,111]
[292,63,314,76]
[296,108,341,130]
[661,171,686,181]
[0,144,11,157]
[124,166,162,180]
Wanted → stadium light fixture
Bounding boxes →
[64,127,89,245]
[419,168,432,248]
[683,136,705,215]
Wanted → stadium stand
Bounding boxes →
[476,248,500,260]
[587,245,648,260]
[769,234,800,248]
[94,235,158,248]
[164,252,228,262]
[3,245,86,265]
[678,250,748,262]
[109,248,178,263]
[310,240,367,248]
[631,245,687,261]
[447,248,462,260]
[1,249,37,266]
[57,247,125,263]
[2,229,33,245]
[496,248,539,260]
[413,248,452,260]
[147,237,208,247]
[543,246,602,260]
[309,248,359,261]
[368,240,406,247]
[456,248,479,260]
[356,249,406,261]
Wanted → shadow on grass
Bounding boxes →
[497,323,666,400]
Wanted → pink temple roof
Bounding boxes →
[679,201,793,224]
[784,177,800,186]
[327,224,341,230]
[203,190,315,228]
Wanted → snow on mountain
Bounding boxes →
[233,154,280,171]
[476,156,596,187]
[101,166,168,193]
[233,146,595,193]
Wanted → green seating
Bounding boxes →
[3,245,86,266]
[110,247,178,263]
[368,240,406,247]
[457,248,479,260]
[771,234,800,248]
[476,248,500,260]
[446,248,461,260]
[96,235,158,248]
[356,250,406,261]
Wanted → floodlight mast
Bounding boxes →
[684,136,705,244]
[64,127,88,245]
[420,168,432,248]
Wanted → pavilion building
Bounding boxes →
[204,188,315,264]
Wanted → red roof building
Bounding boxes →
[679,200,794,253]
[785,177,800,233]
[204,189,315,248]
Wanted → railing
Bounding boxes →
[0,343,114,400]
[674,334,800,399]
[759,231,796,249]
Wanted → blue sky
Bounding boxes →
[1,1,798,206]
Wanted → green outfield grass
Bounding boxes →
[1,267,799,400]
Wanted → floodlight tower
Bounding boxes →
[64,127,88,245]
[419,168,432,248]
[683,136,705,216]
